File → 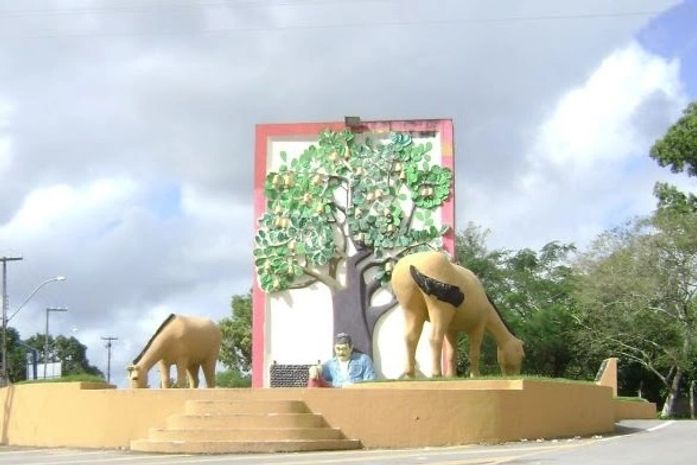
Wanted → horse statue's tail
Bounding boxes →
[409,265,465,307]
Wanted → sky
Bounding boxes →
[0,0,696,388]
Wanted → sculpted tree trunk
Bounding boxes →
[331,249,392,357]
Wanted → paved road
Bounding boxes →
[0,420,693,465]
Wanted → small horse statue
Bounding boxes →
[391,251,524,378]
[127,314,221,388]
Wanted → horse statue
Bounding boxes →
[127,314,221,388]
[391,251,524,378]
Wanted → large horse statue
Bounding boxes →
[127,314,221,388]
[391,251,524,378]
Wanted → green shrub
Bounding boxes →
[216,370,251,388]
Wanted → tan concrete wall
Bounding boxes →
[1,379,616,450]
[614,398,657,420]
[308,380,615,447]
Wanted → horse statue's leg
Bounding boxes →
[187,365,200,388]
[175,361,188,388]
[444,329,458,377]
[158,360,170,388]
[402,305,426,378]
[425,299,454,377]
[202,358,217,388]
[467,324,485,377]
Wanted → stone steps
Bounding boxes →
[149,426,346,441]
[185,400,310,415]
[130,399,361,454]
[166,412,328,429]
[130,438,361,454]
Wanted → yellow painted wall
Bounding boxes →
[1,379,618,450]
[613,398,657,420]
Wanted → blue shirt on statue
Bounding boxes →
[321,352,376,387]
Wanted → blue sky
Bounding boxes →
[639,0,697,96]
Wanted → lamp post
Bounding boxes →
[1,273,65,385]
[7,276,66,323]
[44,307,68,379]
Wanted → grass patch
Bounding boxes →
[15,374,108,385]
[616,396,649,403]
[364,374,594,385]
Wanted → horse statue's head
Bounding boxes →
[497,337,525,375]
[127,364,147,388]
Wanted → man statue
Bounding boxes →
[307,332,377,387]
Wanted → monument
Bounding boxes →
[252,119,455,387]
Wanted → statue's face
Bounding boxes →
[127,365,147,388]
[334,343,352,362]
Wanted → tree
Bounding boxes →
[254,129,453,355]
[574,211,697,417]
[5,327,29,382]
[455,225,585,378]
[500,242,581,378]
[650,101,697,212]
[651,101,697,176]
[218,291,252,377]
[24,334,103,378]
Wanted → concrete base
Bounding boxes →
[0,378,643,452]
[614,398,657,420]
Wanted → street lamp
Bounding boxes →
[1,273,65,385]
[44,307,68,379]
[7,276,67,323]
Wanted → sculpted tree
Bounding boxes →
[254,129,452,355]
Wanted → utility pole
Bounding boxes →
[44,307,67,379]
[101,336,118,384]
[1,256,23,385]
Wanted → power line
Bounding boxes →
[0,9,664,41]
[0,0,376,18]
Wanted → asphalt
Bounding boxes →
[0,420,694,465]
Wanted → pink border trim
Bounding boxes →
[252,119,455,387]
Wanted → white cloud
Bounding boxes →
[534,41,684,170]
[470,41,689,250]
[0,99,13,173]
[0,0,688,387]
[0,178,138,238]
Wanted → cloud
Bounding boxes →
[3,177,250,386]
[535,42,683,169]
[466,41,689,250]
[0,0,689,387]
[0,98,13,174]
[0,179,137,237]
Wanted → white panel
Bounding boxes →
[374,306,435,379]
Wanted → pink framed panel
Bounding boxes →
[252,119,455,387]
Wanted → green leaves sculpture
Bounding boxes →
[254,129,453,356]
